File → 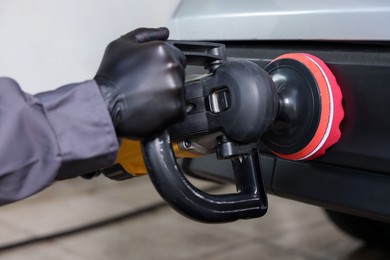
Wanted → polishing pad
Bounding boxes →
[263,53,344,160]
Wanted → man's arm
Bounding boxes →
[0,78,118,204]
[0,27,185,205]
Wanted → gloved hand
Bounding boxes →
[95,27,186,140]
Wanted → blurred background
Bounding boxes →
[0,0,180,93]
[0,1,387,259]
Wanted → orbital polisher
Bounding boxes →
[103,41,344,223]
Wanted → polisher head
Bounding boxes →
[262,53,344,160]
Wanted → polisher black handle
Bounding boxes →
[141,131,267,223]
[141,41,268,223]
[168,40,226,70]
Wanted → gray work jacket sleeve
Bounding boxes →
[0,77,119,205]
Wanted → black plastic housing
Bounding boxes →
[170,60,278,143]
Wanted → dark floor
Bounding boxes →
[0,177,388,260]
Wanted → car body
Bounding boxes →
[169,0,390,222]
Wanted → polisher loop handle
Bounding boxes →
[141,131,267,223]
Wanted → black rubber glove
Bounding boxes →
[95,27,186,140]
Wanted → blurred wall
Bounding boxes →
[0,0,181,93]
